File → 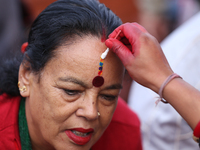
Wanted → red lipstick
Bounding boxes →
[65,128,94,145]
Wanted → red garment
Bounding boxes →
[92,97,142,150]
[0,94,21,150]
[0,94,142,150]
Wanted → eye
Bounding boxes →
[63,89,81,96]
[100,94,117,101]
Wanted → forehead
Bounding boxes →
[43,35,124,85]
[59,35,106,63]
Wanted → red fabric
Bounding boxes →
[92,97,143,150]
[0,94,21,150]
[194,121,200,137]
[0,94,142,150]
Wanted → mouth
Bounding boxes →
[65,128,94,145]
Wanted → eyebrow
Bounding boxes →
[58,77,88,88]
[58,77,123,90]
[104,84,123,90]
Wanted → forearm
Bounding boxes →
[162,78,200,129]
[106,22,200,130]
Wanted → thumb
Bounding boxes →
[105,38,134,67]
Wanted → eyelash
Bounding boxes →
[63,89,117,101]
[100,94,117,101]
[63,89,81,96]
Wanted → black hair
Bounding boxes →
[0,0,122,97]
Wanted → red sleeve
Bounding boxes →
[0,94,21,150]
[92,97,143,150]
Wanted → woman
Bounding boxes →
[106,22,200,147]
[0,0,141,149]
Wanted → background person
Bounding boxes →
[0,0,24,64]
[106,22,200,149]
[129,11,200,149]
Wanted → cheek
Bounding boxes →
[37,89,69,124]
[99,101,117,128]
[29,84,64,129]
[28,88,73,144]
[93,101,117,143]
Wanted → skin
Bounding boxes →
[18,35,124,150]
[106,22,200,130]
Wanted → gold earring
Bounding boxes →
[97,112,100,117]
[18,81,27,93]
[18,81,20,88]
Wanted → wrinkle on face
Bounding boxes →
[25,34,124,150]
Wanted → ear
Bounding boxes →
[18,61,32,97]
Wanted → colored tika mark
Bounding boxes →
[92,30,121,87]
[92,57,105,87]
[98,58,104,76]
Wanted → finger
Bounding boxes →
[105,38,134,67]
[120,37,130,46]
[108,26,123,39]
[109,23,145,46]
[109,22,146,39]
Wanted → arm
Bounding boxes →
[162,77,200,129]
[105,23,200,129]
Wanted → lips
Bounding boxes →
[65,128,94,145]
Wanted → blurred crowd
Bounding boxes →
[1,0,199,63]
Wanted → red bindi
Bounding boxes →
[92,76,104,87]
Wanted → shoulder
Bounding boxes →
[0,93,21,150]
[92,97,142,150]
[0,93,21,128]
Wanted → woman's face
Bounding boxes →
[23,35,124,150]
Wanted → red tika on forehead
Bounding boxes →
[92,57,104,87]
[92,30,121,87]
[92,76,104,87]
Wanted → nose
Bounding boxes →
[76,93,99,121]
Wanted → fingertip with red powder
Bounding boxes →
[106,38,134,67]
[105,39,113,49]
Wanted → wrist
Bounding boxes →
[155,73,182,105]
[148,71,173,94]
